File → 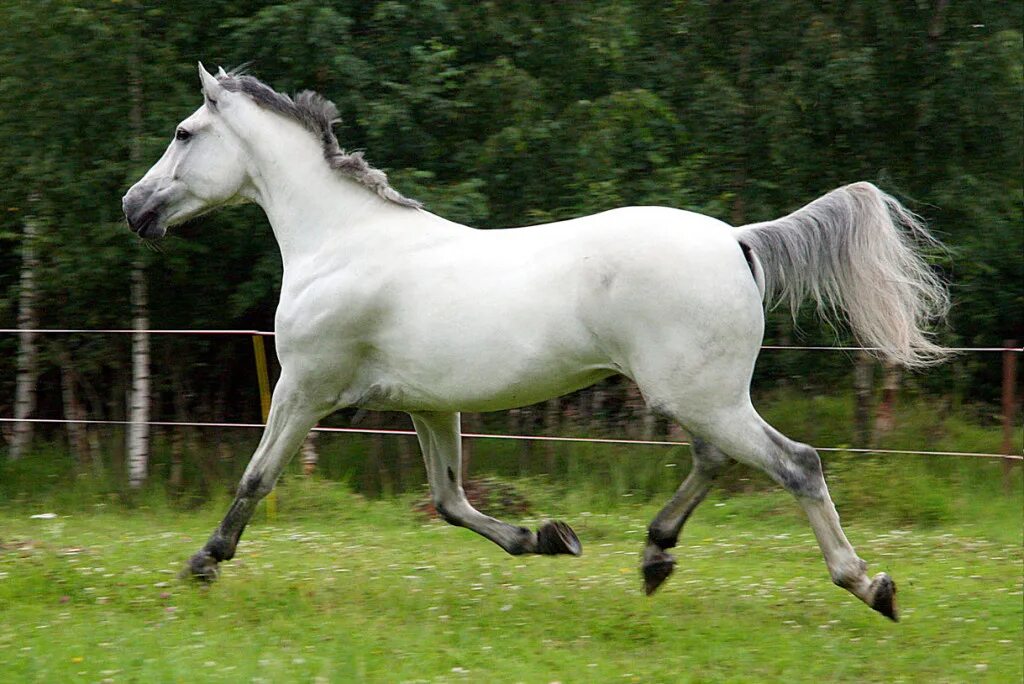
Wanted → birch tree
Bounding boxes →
[127,257,150,488]
[10,206,40,460]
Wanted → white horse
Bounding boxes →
[124,65,949,621]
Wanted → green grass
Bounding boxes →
[1,393,1020,682]
[1,482,1021,683]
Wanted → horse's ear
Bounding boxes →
[197,62,224,106]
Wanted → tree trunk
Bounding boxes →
[301,432,319,476]
[169,426,184,492]
[396,433,414,492]
[506,408,532,476]
[368,413,386,496]
[58,348,91,467]
[518,409,533,476]
[10,207,40,460]
[625,383,654,441]
[927,0,950,41]
[168,368,191,493]
[543,398,560,474]
[88,430,103,477]
[127,258,151,489]
[667,421,688,444]
[588,387,607,435]
[461,412,479,481]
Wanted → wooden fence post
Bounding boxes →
[874,362,900,439]
[252,334,276,520]
[1003,340,1019,492]
[853,351,874,447]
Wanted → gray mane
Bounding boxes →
[217,72,421,209]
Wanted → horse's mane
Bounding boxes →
[217,71,421,209]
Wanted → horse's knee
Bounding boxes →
[238,473,273,501]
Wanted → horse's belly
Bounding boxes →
[351,351,617,413]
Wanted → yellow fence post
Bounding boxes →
[1003,340,1019,493]
[252,334,276,521]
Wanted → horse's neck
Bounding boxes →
[244,123,425,266]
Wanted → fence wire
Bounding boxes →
[0,417,1019,461]
[1,329,1020,461]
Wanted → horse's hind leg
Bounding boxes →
[642,437,731,595]
[705,409,898,620]
[410,411,581,556]
[764,426,897,620]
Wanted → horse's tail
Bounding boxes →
[734,182,950,368]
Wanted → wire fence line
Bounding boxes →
[1,328,1020,461]
[1,328,1021,353]
[0,417,1019,461]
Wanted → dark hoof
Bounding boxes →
[869,572,898,621]
[535,520,582,556]
[180,551,220,583]
[642,551,676,596]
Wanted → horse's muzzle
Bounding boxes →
[122,190,165,239]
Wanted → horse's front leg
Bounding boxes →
[184,376,324,581]
[410,411,581,556]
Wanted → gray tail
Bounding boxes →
[734,182,950,368]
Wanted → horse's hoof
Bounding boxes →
[181,551,220,583]
[869,572,898,621]
[642,550,676,596]
[536,520,582,556]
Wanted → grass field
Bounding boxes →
[1,477,1021,683]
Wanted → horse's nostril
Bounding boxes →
[127,209,158,235]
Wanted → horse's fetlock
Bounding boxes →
[831,573,854,589]
[830,558,868,589]
[647,525,677,551]
[205,536,234,562]
[505,528,534,556]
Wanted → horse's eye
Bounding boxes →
[175,128,192,142]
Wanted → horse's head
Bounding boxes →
[122,64,254,239]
